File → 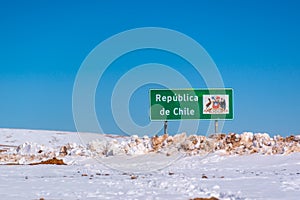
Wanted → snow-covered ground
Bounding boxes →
[0,128,300,200]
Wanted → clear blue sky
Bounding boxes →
[1,0,300,136]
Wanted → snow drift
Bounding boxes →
[1,131,299,165]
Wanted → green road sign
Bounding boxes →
[150,89,233,120]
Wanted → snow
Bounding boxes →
[1,128,300,200]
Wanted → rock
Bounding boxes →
[151,134,168,151]
[59,146,68,156]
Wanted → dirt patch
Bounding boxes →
[29,157,66,165]
[0,163,20,165]
[191,197,219,200]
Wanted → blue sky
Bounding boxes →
[1,0,300,136]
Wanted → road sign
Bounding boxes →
[150,88,233,120]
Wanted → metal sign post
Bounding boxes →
[164,121,168,134]
[215,120,218,133]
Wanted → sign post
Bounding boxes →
[150,89,233,133]
[164,120,168,134]
[215,120,218,133]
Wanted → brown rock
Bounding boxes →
[151,134,168,151]
[59,146,68,156]
[202,175,208,179]
[131,175,138,179]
